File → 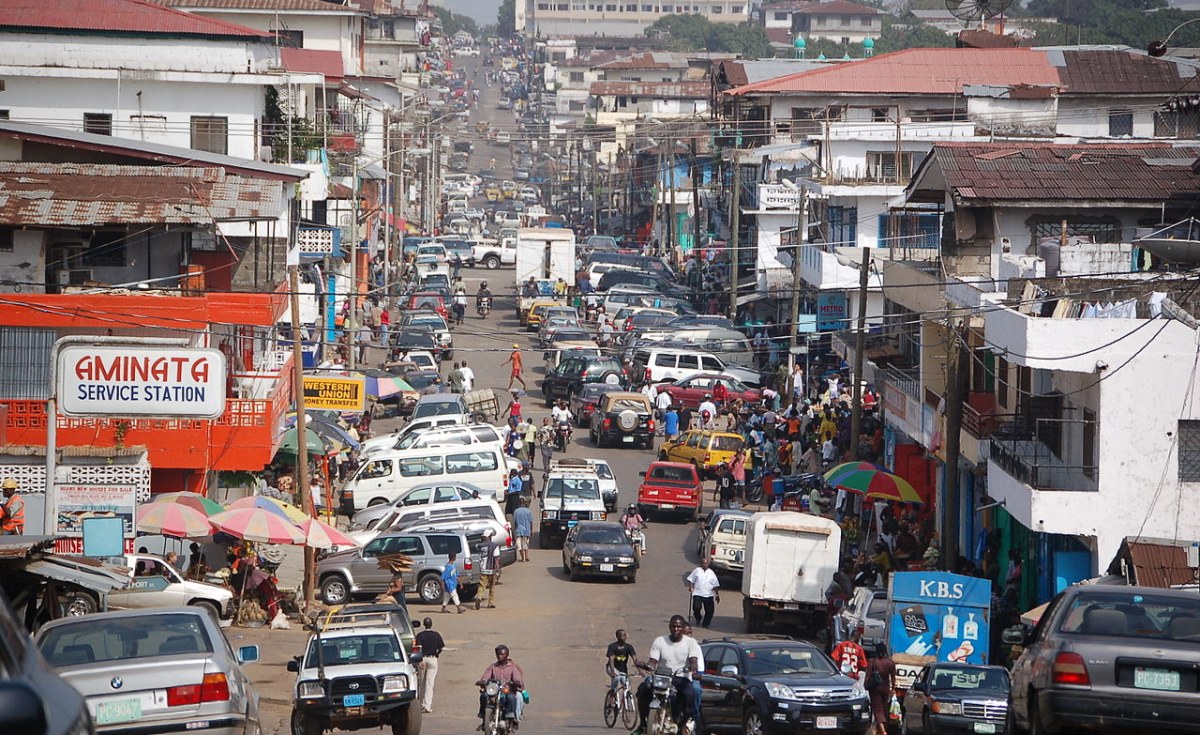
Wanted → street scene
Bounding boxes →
[2,1,1200,735]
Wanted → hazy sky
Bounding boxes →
[428,0,496,26]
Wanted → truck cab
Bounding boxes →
[636,461,702,520]
[538,467,607,549]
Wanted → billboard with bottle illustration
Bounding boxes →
[887,571,991,688]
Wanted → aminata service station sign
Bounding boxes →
[57,345,227,419]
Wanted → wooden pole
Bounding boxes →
[849,246,870,460]
[289,266,315,606]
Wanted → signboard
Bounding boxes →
[53,484,136,555]
[817,293,848,331]
[888,572,992,688]
[57,345,226,419]
[883,382,908,423]
[303,376,366,412]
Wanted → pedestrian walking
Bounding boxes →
[448,362,465,394]
[685,558,720,628]
[504,344,527,390]
[439,553,466,614]
[504,469,523,517]
[460,360,475,391]
[513,498,533,562]
[866,643,897,735]
[476,531,501,609]
[415,618,445,713]
[536,417,555,473]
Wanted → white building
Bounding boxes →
[530,0,749,37]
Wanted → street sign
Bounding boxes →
[57,345,226,419]
[302,376,366,412]
[816,293,848,331]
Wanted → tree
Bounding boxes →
[497,0,516,37]
[431,7,479,38]
[646,14,770,56]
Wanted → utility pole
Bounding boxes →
[728,156,741,318]
[849,246,870,459]
[789,187,808,407]
[942,320,966,569]
[651,148,662,249]
[690,138,701,269]
[667,148,676,256]
[348,157,360,370]
[289,265,315,607]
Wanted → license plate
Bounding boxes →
[600,563,614,572]
[96,698,142,725]
[974,723,997,734]
[622,436,635,443]
[816,716,837,729]
[660,504,675,510]
[343,694,366,707]
[1134,667,1181,691]
[783,603,799,610]
[567,520,578,527]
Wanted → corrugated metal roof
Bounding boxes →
[0,163,285,226]
[281,47,344,80]
[0,0,270,37]
[1125,540,1195,589]
[928,142,1200,205]
[594,51,686,70]
[152,0,360,12]
[589,81,710,98]
[795,0,878,14]
[1057,49,1197,95]
[0,536,55,559]
[25,557,130,593]
[726,48,1059,96]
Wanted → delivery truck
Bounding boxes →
[741,511,841,635]
[515,227,576,288]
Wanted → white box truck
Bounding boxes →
[515,227,576,288]
[741,511,841,635]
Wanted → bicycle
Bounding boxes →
[603,673,638,730]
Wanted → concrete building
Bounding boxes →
[792,0,881,45]
[530,0,749,37]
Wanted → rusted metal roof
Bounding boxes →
[924,142,1200,205]
[0,536,55,560]
[795,0,877,14]
[1054,49,1197,95]
[594,52,687,71]
[0,0,270,37]
[1123,540,1195,589]
[281,47,345,80]
[0,163,286,227]
[152,0,360,12]
[589,81,710,98]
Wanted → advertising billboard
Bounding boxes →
[888,571,992,688]
[57,345,226,419]
[302,376,366,412]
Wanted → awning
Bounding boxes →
[23,556,129,595]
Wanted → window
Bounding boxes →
[997,355,1009,409]
[0,111,8,119]
[861,15,873,25]
[427,535,464,556]
[711,5,723,12]
[83,113,112,136]
[1154,109,1200,138]
[731,4,743,12]
[0,229,11,253]
[774,10,788,19]
[828,206,857,247]
[866,151,918,181]
[654,353,676,367]
[360,459,393,480]
[190,116,228,155]
[447,450,499,474]
[1179,420,1200,482]
[642,3,653,9]
[399,457,443,477]
[1109,108,1134,137]
[569,71,584,83]
[274,29,303,47]
[82,231,126,267]
[401,487,431,505]
[606,3,617,9]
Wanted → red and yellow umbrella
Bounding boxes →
[136,502,213,539]
[209,508,305,545]
[830,469,923,504]
[226,496,309,524]
[297,517,358,550]
[150,491,223,517]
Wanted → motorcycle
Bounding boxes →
[477,296,492,318]
[626,526,646,557]
[644,668,691,735]
[555,421,572,451]
[480,680,519,735]
[585,303,598,323]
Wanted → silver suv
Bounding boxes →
[317,530,481,605]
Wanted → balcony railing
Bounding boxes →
[989,417,1097,491]
[879,364,920,399]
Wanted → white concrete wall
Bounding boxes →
[0,33,276,73]
[183,11,362,76]
[991,209,1148,255]
[967,95,1057,137]
[0,231,45,294]
[1056,97,1158,138]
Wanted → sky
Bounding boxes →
[427,0,496,26]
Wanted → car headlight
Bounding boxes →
[577,555,593,562]
[932,701,962,716]
[764,682,797,700]
[382,675,409,693]
[619,556,635,564]
[542,510,558,520]
[299,681,325,699]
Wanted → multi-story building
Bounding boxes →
[529,0,749,37]
[792,0,881,44]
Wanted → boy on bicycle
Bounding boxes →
[606,629,640,692]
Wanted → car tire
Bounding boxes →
[743,707,766,735]
[562,556,570,574]
[190,599,221,620]
[1028,700,1047,735]
[391,704,422,735]
[626,571,636,584]
[923,710,934,735]
[483,255,500,270]
[538,531,551,550]
[616,409,638,432]
[292,709,322,735]
[320,575,350,606]
[60,588,98,617]
[545,391,555,408]
[418,574,444,604]
[900,709,912,735]
[568,566,579,582]
[368,497,389,507]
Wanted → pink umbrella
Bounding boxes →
[136,502,213,539]
[208,508,305,545]
[297,518,359,550]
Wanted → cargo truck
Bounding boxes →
[515,227,576,288]
[741,511,841,635]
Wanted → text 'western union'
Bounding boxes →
[306,384,360,399]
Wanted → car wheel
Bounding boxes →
[545,391,555,408]
[190,599,221,620]
[626,571,636,584]
[483,255,500,270]
[391,704,422,735]
[562,555,570,574]
[743,707,766,735]
[568,566,579,582]
[292,709,322,735]
[320,575,350,605]
[418,574,444,604]
[900,708,911,735]
[1028,700,1046,735]
[538,531,551,549]
[60,588,98,617]
[367,497,389,507]
[459,584,479,603]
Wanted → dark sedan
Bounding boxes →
[561,521,638,583]
[902,663,1009,735]
[698,636,872,734]
[570,383,626,427]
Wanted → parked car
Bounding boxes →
[660,429,749,477]
[391,329,442,362]
[902,663,1010,735]
[658,373,762,409]
[588,391,655,448]
[541,355,628,405]
[630,347,761,387]
[636,461,703,521]
[37,607,260,735]
[697,635,872,735]
[107,554,234,623]
[410,393,469,421]
[830,586,889,649]
[696,508,751,575]
[537,311,581,347]
[317,529,482,605]
[561,520,638,583]
[348,481,496,531]
[402,292,448,319]
[551,457,619,512]
[569,383,626,428]
[1005,585,1200,735]
[361,424,503,458]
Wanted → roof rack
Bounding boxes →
[322,610,397,631]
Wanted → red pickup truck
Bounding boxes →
[637,461,703,521]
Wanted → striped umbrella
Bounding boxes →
[297,518,359,550]
[136,502,213,539]
[831,469,923,504]
[149,491,224,517]
[208,508,305,545]
[226,496,310,524]
[822,461,890,487]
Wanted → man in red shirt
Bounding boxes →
[505,344,527,390]
[830,629,868,684]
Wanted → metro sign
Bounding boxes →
[57,345,227,419]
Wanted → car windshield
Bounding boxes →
[404,373,439,390]
[593,463,614,480]
[409,315,445,328]
[577,527,627,545]
[581,384,619,399]
[929,667,1010,694]
[545,477,601,500]
[743,646,836,676]
[711,435,743,452]
[1057,592,1200,641]
[305,634,402,667]
[40,612,214,665]
[414,400,465,418]
[608,397,649,411]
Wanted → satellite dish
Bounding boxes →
[945,0,1012,24]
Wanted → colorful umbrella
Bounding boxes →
[226,496,310,524]
[149,491,223,516]
[136,502,213,539]
[822,461,890,486]
[359,370,407,400]
[833,470,923,504]
[277,426,331,456]
[297,517,359,550]
[208,507,305,544]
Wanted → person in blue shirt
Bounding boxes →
[513,497,533,563]
[440,553,465,614]
[505,469,523,516]
[663,405,680,441]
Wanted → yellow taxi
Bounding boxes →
[524,300,564,330]
[500,180,519,199]
[485,185,502,202]
[659,429,750,477]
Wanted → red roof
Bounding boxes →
[726,48,1059,96]
[157,0,359,10]
[589,81,710,98]
[795,0,878,14]
[0,0,269,37]
[281,47,345,80]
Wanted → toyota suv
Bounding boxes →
[636,461,703,521]
[541,355,629,405]
[589,391,654,448]
[289,618,422,735]
[317,530,481,606]
[538,465,607,548]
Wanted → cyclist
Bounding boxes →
[606,628,640,693]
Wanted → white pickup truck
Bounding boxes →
[471,237,516,270]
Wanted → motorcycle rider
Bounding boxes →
[477,644,526,729]
[551,399,573,426]
[633,615,701,735]
[477,281,494,316]
[620,504,647,555]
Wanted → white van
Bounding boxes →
[342,445,508,513]
[347,497,509,547]
[360,423,504,458]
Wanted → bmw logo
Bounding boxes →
[111,677,123,690]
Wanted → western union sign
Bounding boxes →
[302,376,365,412]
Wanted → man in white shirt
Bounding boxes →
[697,395,718,429]
[550,399,573,426]
[654,387,672,420]
[634,615,701,734]
[459,360,475,392]
[686,558,720,628]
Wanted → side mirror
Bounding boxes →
[1002,624,1032,646]
[833,599,846,611]
[286,658,300,673]
[638,471,646,477]
[0,682,48,734]
[720,664,739,677]
[237,645,260,664]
